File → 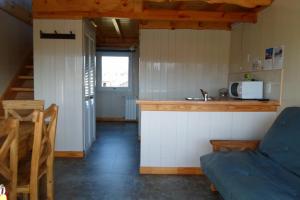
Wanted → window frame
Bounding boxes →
[97,51,133,92]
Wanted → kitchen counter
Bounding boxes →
[137,98,280,175]
[137,99,280,112]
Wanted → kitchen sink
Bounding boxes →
[185,97,214,101]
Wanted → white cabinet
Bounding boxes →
[140,111,276,167]
[34,19,96,154]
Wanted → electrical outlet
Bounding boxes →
[266,82,272,94]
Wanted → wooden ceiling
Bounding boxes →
[95,18,139,49]
[32,0,273,48]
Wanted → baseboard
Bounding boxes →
[140,167,203,175]
[54,151,85,158]
[96,117,137,123]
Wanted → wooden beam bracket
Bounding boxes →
[111,18,123,39]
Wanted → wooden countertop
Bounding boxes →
[136,99,280,112]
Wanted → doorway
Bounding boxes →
[96,51,138,121]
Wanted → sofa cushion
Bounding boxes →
[259,107,300,176]
[200,151,300,200]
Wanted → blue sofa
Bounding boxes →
[200,107,300,200]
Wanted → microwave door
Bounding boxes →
[231,83,239,98]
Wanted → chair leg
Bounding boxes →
[210,184,218,192]
[9,135,18,200]
[29,180,39,200]
[46,161,54,200]
[9,183,17,200]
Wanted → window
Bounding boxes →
[98,52,132,91]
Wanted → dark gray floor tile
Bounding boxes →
[53,122,221,200]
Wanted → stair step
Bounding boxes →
[18,75,33,80]
[11,87,34,92]
[25,65,33,69]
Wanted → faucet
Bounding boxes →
[200,89,208,101]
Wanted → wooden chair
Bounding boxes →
[17,104,58,200]
[2,100,44,122]
[2,100,45,159]
[0,119,19,200]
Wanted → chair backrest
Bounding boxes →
[0,119,19,181]
[259,107,300,176]
[29,104,58,195]
[2,100,44,122]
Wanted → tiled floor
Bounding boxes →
[54,123,222,200]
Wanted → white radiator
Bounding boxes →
[125,96,137,120]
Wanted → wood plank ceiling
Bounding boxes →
[32,0,273,48]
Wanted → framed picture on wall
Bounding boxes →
[264,48,273,70]
[273,46,284,69]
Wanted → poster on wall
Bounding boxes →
[273,46,284,69]
[264,48,273,70]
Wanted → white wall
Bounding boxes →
[34,19,84,151]
[139,29,231,100]
[96,50,139,118]
[229,0,300,107]
[0,10,32,96]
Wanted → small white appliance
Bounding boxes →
[229,81,264,99]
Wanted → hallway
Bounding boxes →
[54,123,221,200]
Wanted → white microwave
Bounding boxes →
[229,81,264,99]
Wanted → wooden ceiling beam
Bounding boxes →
[134,0,144,12]
[137,9,256,23]
[32,0,257,23]
[146,0,272,8]
[97,37,139,43]
[203,0,272,8]
[111,18,123,38]
[34,10,257,23]
[140,21,231,30]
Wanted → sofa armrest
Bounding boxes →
[210,140,260,152]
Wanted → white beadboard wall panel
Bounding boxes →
[210,112,233,140]
[231,112,275,140]
[140,111,276,167]
[125,96,137,120]
[34,19,84,151]
[139,29,231,100]
[160,112,177,167]
[140,111,161,167]
[175,112,188,167]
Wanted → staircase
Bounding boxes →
[0,63,34,117]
